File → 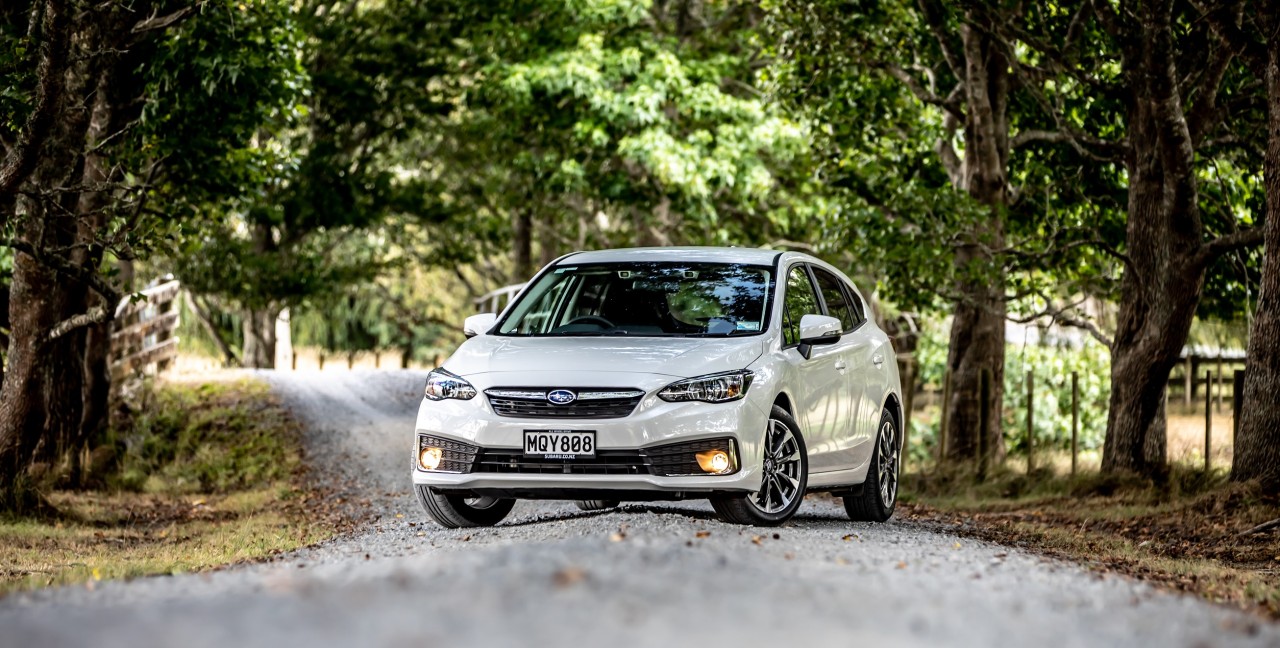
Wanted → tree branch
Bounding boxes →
[6,239,122,305]
[1196,226,1265,268]
[885,64,966,121]
[0,0,70,201]
[131,4,201,34]
[1008,294,1114,348]
[1011,129,1074,149]
[1186,1,1245,146]
[45,306,108,343]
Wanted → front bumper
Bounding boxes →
[411,384,770,498]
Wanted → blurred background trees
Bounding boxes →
[1,0,1277,508]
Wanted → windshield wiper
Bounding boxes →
[545,330,631,336]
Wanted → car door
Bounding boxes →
[810,266,876,473]
[780,264,852,474]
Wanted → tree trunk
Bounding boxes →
[241,308,277,369]
[1100,8,1207,477]
[1232,28,1280,490]
[941,19,1009,463]
[187,292,238,367]
[71,65,121,486]
[0,236,64,499]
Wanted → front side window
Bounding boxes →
[781,266,821,347]
[812,267,861,333]
[496,262,774,337]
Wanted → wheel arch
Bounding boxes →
[772,390,795,417]
[882,391,903,442]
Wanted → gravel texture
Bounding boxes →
[2,369,1276,647]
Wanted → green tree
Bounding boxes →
[0,0,301,505]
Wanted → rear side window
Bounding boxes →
[812,268,862,333]
[782,266,821,347]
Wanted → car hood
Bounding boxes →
[445,335,765,379]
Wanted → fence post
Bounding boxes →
[1071,371,1079,476]
[978,368,991,479]
[1205,370,1213,472]
[939,369,952,465]
[1216,357,1224,413]
[1026,370,1034,474]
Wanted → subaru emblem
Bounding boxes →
[547,389,577,405]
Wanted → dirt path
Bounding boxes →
[1,370,1276,647]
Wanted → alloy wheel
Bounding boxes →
[877,418,899,508]
[751,419,803,514]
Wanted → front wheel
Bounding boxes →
[843,409,898,523]
[712,405,808,526]
[416,485,516,528]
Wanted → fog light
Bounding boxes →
[419,447,443,471]
[696,449,732,474]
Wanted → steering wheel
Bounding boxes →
[564,315,616,329]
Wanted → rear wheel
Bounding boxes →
[574,500,619,511]
[416,485,516,528]
[712,405,808,526]
[843,409,898,523]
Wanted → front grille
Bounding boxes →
[647,438,739,476]
[417,435,479,474]
[474,448,649,475]
[485,388,644,419]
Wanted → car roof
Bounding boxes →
[558,246,789,266]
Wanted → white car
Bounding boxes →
[412,247,902,527]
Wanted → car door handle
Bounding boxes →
[834,360,848,373]
[872,354,884,367]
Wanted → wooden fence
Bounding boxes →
[110,279,180,380]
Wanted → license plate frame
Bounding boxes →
[523,430,596,459]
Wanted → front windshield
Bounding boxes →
[496,262,774,337]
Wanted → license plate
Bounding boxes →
[524,430,596,459]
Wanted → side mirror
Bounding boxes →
[463,313,497,339]
[797,313,842,359]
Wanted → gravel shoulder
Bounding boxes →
[1,370,1276,647]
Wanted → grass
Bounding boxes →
[0,377,339,596]
[901,460,1280,617]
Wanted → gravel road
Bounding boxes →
[2,370,1276,648]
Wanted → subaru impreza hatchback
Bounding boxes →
[412,247,902,527]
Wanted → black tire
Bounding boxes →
[711,405,808,527]
[843,408,899,523]
[574,500,619,511]
[416,484,516,528]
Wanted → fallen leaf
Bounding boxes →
[553,566,587,588]
[395,513,404,519]
[896,561,908,570]
[695,530,711,538]
[953,542,962,549]
[609,532,626,542]
[835,557,849,565]
[842,534,856,542]
[751,535,764,545]
[784,552,795,560]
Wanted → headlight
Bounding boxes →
[658,370,754,403]
[424,368,477,401]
